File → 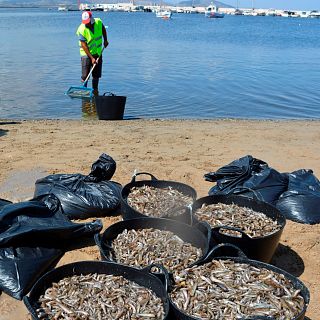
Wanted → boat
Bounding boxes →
[234,9,243,16]
[155,8,172,19]
[309,10,320,18]
[266,9,277,16]
[57,5,68,11]
[233,0,243,15]
[57,1,80,12]
[300,11,310,18]
[205,3,224,18]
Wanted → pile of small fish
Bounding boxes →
[127,185,193,218]
[194,202,281,238]
[111,228,203,272]
[170,259,305,320]
[36,273,165,320]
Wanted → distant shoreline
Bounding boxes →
[0,5,44,8]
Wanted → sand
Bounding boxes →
[0,119,319,320]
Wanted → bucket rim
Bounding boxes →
[191,194,286,240]
[120,179,197,220]
[96,217,211,268]
[24,260,170,319]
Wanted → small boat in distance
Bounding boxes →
[309,10,320,18]
[156,9,172,19]
[57,5,68,11]
[205,3,225,18]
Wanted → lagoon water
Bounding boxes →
[1,8,320,120]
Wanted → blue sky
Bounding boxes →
[221,0,320,10]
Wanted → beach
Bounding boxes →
[0,118,319,319]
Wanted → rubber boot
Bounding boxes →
[92,78,99,96]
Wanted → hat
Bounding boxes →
[82,11,94,24]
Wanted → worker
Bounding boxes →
[76,11,108,95]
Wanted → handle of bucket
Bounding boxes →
[187,204,194,225]
[164,203,193,223]
[102,91,116,96]
[212,225,251,240]
[205,243,247,261]
[130,172,158,183]
[142,264,171,292]
[23,296,40,319]
[94,233,116,261]
[94,233,102,250]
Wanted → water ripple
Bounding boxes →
[1,8,320,120]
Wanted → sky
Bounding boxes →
[220,0,320,11]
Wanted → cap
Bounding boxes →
[82,11,94,24]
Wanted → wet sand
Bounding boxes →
[0,119,319,319]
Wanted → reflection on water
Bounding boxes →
[81,98,98,120]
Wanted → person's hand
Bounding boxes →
[91,57,96,65]
[104,40,109,48]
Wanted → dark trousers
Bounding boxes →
[81,55,103,90]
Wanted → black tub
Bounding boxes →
[95,93,126,120]
[23,260,170,320]
[167,244,310,320]
[95,217,211,270]
[192,195,286,263]
[121,172,197,224]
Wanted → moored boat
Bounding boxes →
[57,5,67,11]
[205,3,224,18]
[309,10,320,18]
[156,9,172,19]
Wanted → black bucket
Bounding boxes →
[192,195,286,263]
[95,92,126,120]
[121,172,197,224]
[94,217,211,270]
[167,244,310,320]
[23,260,170,320]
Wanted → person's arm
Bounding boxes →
[80,40,96,64]
[102,25,109,48]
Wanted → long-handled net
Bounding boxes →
[66,47,105,99]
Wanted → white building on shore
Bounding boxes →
[78,3,319,17]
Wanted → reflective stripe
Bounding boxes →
[76,18,104,56]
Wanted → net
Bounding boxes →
[66,86,93,99]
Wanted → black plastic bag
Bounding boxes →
[205,155,288,205]
[205,155,268,189]
[0,194,102,299]
[34,153,122,219]
[276,169,320,224]
[0,194,102,247]
[87,153,116,182]
[0,198,12,209]
[0,246,63,300]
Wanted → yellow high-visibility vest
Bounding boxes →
[76,18,103,56]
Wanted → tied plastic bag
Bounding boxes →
[0,194,102,247]
[0,247,63,300]
[34,153,122,219]
[205,155,288,205]
[0,194,102,299]
[276,169,320,224]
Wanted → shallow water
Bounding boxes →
[1,8,320,120]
